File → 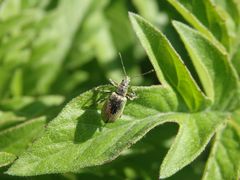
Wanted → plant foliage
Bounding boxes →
[0,0,240,179]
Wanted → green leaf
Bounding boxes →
[132,0,161,26]
[0,117,46,155]
[232,44,240,75]
[0,116,45,168]
[211,0,240,26]
[10,69,23,98]
[0,111,25,131]
[160,112,228,179]
[0,152,16,168]
[208,0,239,56]
[22,0,94,95]
[6,84,228,177]
[173,21,239,110]
[0,0,94,98]
[0,95,64,119]
[6,85,182,176]
[105,0,135,52]
[168,0,240,57]
[129,13,238,178]
[202,119,240,180]
[166,0,227,54]
[129,12,210,112]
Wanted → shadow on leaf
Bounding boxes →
[74,109,103,144]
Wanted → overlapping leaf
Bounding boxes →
[201,109,240,180]
[0,117,45,167]
[166,0,227,53]
[0,111,25,131]
[129,13,210,112]
[172,21,239,110]
[202,120,240,180]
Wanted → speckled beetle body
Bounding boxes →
[101,92,127,123]
[101,76,134,123]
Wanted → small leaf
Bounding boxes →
[160,112,228,178]
[0,95,64,119]
[212,0,240,27]
[0,111,25,131]
[22,0,94,95]
[173,21,239,110]
[166,0,226,53]
[129,12,210,112]
[0,117,46,155]
[202,120,240,180]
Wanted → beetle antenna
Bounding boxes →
[132,69,155,79]
[118,53,127,76]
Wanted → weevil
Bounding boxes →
[101,75,136,123]
[101,53,153,123]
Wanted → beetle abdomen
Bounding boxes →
[101,92,127,123]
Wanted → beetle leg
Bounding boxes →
[96,96,108,104]
[95,86,112,93]
[127,88,138,100]
[98,89,112,93]
[109,78,118,87]
[127,91,138,100]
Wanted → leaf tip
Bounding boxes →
[5,167,16,176]
[128,11,135,16]
[5,163,31,177]
[128,11,140,23]
[159,161,175,179]
[5,155,35,176]
[128,12,147,26]
[171,20,184,30]
[128,11,138,18]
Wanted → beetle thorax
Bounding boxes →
[116,76,130,96]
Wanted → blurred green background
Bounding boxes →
[0,0,209,179]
